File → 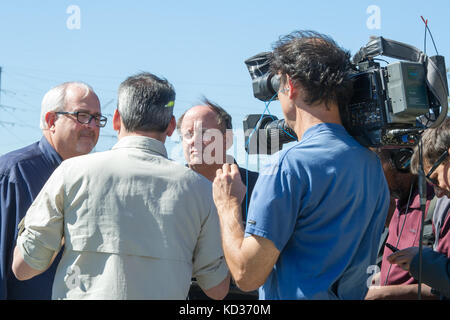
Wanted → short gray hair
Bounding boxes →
[117,72,175,133]
[40,81,94,129]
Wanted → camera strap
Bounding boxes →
[424,55,448,127]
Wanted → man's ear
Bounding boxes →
[113,109,121,132]
[287,76,297,100]
[166,116,176,137]
[45,112,57,132]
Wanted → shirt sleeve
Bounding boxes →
[434,197,450,257]
[16,167,65,271]
[410,247,450,298]
[0,174,17,298]
[0,170,36,298]
[244,158,304,252]
[191,202,229,290]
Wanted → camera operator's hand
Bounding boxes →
[387,247,419,272]
[213,164,246,210]
[212,164,280,292]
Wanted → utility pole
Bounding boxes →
[0,66,2,105]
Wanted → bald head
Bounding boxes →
[177,98,232,134]
[178,100,233,180]
[180,105,220,131]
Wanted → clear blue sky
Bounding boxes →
[0,0,449,169]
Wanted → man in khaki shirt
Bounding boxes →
[12,72,230,300]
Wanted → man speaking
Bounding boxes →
[212,30,390,299]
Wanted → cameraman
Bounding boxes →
[213,30,390,299]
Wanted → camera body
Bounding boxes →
[243,37,448,154]
[243,114,297,155]
[341,50,447,148]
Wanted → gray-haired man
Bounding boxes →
[12,72,230,299]
[0,81,103,299]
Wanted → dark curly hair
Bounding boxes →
[270,30,354,110]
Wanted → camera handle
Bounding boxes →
[354,36,448,128]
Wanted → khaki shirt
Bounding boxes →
[17,136,228,299]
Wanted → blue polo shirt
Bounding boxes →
[0,136,63,299]
[245,123,389,300]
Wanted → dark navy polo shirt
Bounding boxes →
[0,136,63,299]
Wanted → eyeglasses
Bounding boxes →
[181,129,222,143]
[425,149,449,186]
[55,111,107,128]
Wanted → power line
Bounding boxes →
[0,106,40,131]
[4,65,124,81]
[0,120,28,127]
[102,99,115,111]
[99,134,117,139]
[0,103,34,112]
[1,89,40,110]
[0,120,38,146]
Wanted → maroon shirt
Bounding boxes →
[380,186,434,285]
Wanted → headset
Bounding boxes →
[390,148,414,173]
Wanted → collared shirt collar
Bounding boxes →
[111,136,168,158]
[38,136,63,168]
[301,123,347,142]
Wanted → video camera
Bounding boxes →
[243,36,449,154]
